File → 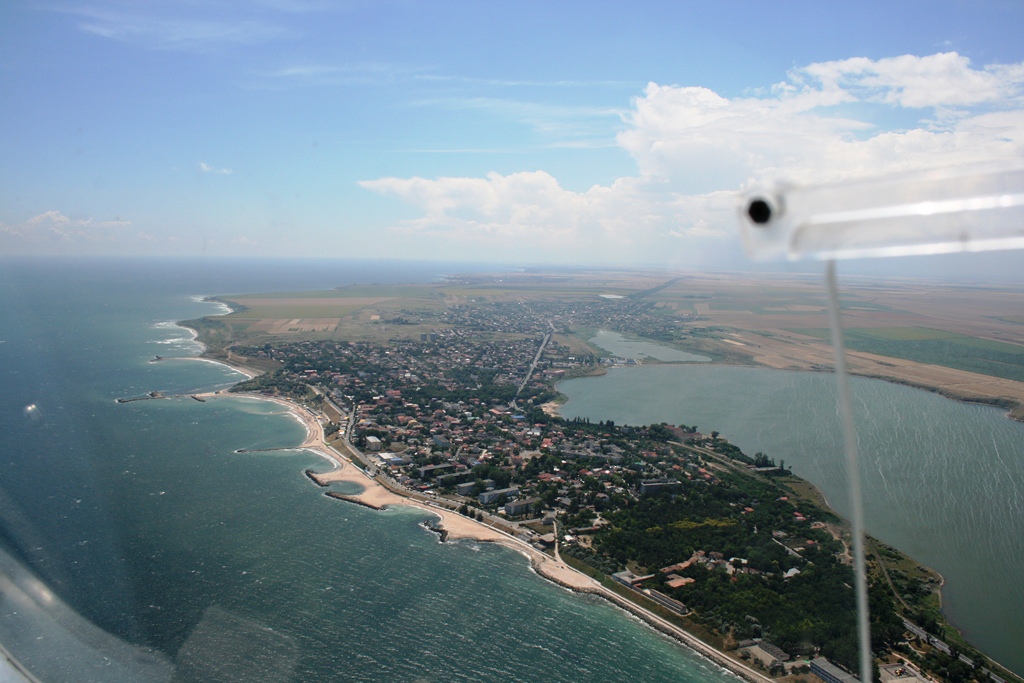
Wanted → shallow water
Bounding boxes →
[0,258,738,682]
[588,329,711,362]
[559,363,1024,675]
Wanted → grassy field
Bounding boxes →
[787,327,959,341]
[570,326,604,352]
[223,304,367,319]
[223,285,437,299]
[208,285,455,344]
[786,327,1024,383]
[193,270,1024,418]
[439,285,628,299]
[553,333,600,357]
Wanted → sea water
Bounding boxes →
[0,258,737,682]
[587,330,711,363]
[559,364,1024,676]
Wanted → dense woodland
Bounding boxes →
[567,458,904,673]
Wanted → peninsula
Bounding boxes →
[179,268,1024,683]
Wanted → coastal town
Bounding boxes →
[203,283,1018,683]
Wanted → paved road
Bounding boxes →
[512,320,556,408]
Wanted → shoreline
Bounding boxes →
[848,369,1024,423]
[549,364,990,668]
[174,313,999,679]
[565,356,1024,424]
[182,353,771,682]
[174,319,263,380]
[738,344,1024,424]
[296,425,771,683]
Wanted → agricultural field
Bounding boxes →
[644,274,1024,419]
[188,267,1024,419]
[212,286,451,343]
[784,327,1024,383]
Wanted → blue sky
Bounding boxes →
[2,1,1023,278]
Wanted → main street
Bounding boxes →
[512,320,557,410]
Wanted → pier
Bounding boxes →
[115,391,166,403]
[116,390,216,404]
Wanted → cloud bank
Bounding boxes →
[361,52,1024,265]
[0,211,146,253]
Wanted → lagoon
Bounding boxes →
[558,364,1024,676]
[588,330,711,362]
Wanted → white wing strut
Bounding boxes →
[737,162,1024,683]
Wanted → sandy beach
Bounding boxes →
[179,331,770,682]
[252,393,604,591]
[191,385,771,683]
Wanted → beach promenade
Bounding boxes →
[212,388,773,683]
[166,345,772,683]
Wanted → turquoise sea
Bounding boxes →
[0,258,739,682]
[559,364,1024,677]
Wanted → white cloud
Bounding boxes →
[199,161,233,175]
[22,209,132,239]
[68,5,296,52]
[359,172,730,263]
[621,55,1024,190]
[795,52,1024,109]
[82,18,292,51]
[362,52,1024,265]
[414,96,625,142]
[362,171,602,243]
[1,211,132,243]
[253,62,432,88]
[0,211,218,256]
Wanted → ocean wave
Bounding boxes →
[190,295,232,315]
[152,338,201,347]
[148,320,203,353]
